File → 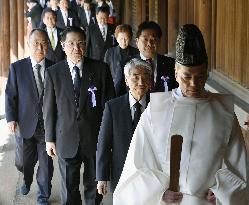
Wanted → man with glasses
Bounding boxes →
[5,29,54,205]
[44,26,115,205]
[135,21,178,92]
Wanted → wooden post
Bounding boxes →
[168,0,179,57]
[17,0,25,59]
[0,0,10,94]
[197,0,212,70]
[10,0,18,63]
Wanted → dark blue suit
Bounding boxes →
[5,57,54,203]
[96,93,149,192]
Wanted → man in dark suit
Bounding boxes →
[104,24,139,96]
[86,6,116,61]
[44,27,115,205]
[25,0,43,29]
[96,58,151,200]
[78,0,96,30]
[136,21,178,92]
[56,0,80,29]
[42,8,65,62]
[5,29,54,205]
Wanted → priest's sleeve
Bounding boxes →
[211,115,249,205]
[113,103,170,205]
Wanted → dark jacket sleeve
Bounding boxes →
[101,63,116,106]
[43,68,57,142]
[96,102,113,180]
[5,64,18,122]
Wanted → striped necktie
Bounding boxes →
[34,64,43,97]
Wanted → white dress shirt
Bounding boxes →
[98,24,107,41]
[67,58,84,81]
[30,56,45,82]
[61,10,68,26]
[129,91,146,120]
[140,53,157,83]
[47,27,58,48]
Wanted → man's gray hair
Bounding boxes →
[124,58,152,76]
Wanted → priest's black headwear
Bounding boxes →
[175,24,208,66]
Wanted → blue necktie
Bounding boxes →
[73,66,81,108]
[133,101,141,131]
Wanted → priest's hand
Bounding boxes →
[206,189,216,204]
[162,189,183,203]
[97,181,108,195]
[46,142,57,158]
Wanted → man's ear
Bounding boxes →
[61,41,65,50]
[135,38,139,47]
[124,76,129,87]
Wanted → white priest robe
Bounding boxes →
[113,90,249,205]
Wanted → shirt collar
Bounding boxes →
[47,27,56,33]
[175,87,184,97]
[30,56,45,68]
[129,91,147,109]
[67,58,84,73]
[140,53,157,61]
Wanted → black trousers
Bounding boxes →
[58,146,102,205]
[23,122,53,202]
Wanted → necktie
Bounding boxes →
[50,31,55,50]
[146,58,154,90]
[86,11,90,24]
[34,64,43,97]
[101,26,106,41]
[73,66,81,108]
[133,101,142,130]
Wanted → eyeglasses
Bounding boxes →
[64,41,86,48]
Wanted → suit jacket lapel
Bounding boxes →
[60,60,75,104]
[27,57,39,100]
[77,58,91,116]
[121,94,133,138]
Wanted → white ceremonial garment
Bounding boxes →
[113,90,249,205]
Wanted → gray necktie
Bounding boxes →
[34,64,43,97]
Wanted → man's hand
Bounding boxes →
[46,142,57,158]
[7,121,17,134]
[97,181,108,195]
[206,189,216,204]
[162,189,183,203]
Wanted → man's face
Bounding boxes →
[136,29,160,59]
[28,31,48,63]
[96,11,108,26]
[83,3,91,10]
[43,12,57,28]
[50,0,58,8]
[116,32,130,49]
[175,63,208,98]
[62,32,86,64]
[125,67,151,100]
[59,0,69,11]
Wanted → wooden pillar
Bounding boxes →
[157,0,167,54]
[0,0,10,77]
[18,0,25,59]
[168,0,179,57]
[197,0,212,70]
[10,0,18,63]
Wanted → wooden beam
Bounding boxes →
[17,0,25,59]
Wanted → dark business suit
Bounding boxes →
[86,23,116,61]
[44,57,115,205]
[104,45,139,96]
[5,57,54,202]
[45,27,65,63]
[56,9,80,30]
[96,93,149,192]
[25,3,43,29]
[136,54,178,92]
[78,7,96,30]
